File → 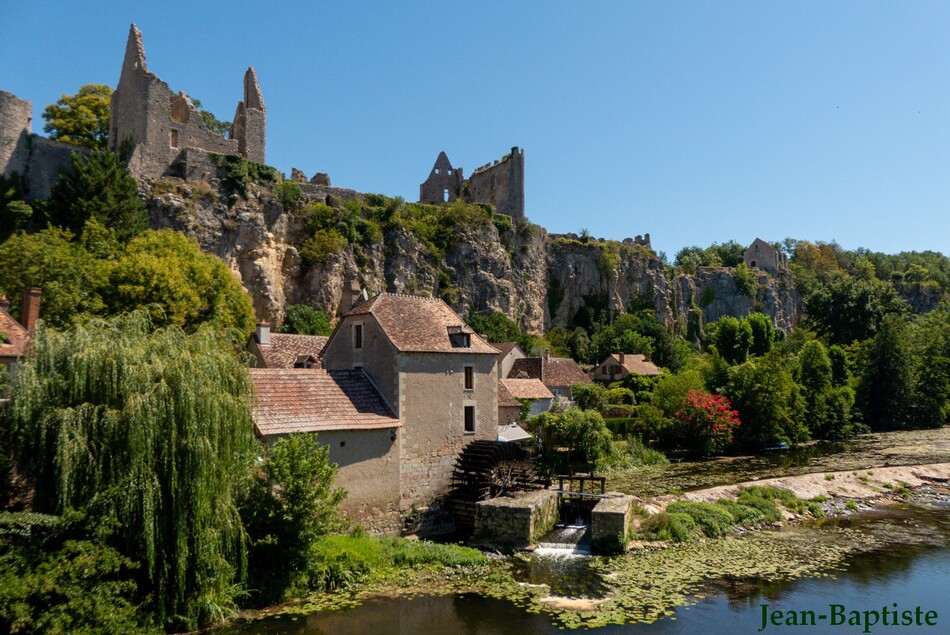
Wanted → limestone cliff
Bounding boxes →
[146,178,799,336]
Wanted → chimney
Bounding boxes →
[619,352,625,365]
[0,295,8,313]
[21,288,41,332]
[340,279,361,315]
[256,321,270,346]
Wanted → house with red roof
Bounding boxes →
[593,352,662,384]
[507,351,592,403]
[0,289,41,381]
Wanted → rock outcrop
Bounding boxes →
[146,177,800,336]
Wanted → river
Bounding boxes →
[220,500,949,634]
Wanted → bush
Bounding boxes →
[602,404,634,419]
[715,499,768,525]
[300,229,347,265]
[665,501,736,538]
[278,304,333,336]
[639,512,696,542]
[607,387,636,405]
[275,180,302,210]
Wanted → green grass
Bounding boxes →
[665,501,736,538]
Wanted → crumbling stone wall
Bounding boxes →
[110,24,265,181]
[0,90,86,200]
[466,146,525,221]
[419,151,464,204]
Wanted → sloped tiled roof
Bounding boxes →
[498,380,521,408]
[604,353,662,376]
[493,342,522,359]
[508,356,592,388]
[249,368,399,436]
[509,357,542,380]
[0,302,28,359]
[343,293,497,354]
[544,357,593,387]
[501,378,553,400]
[257,334,329,368]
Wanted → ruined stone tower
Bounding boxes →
[110,24,266,180]
[418,146,525,220]
[0,91,33,180]
[419,151,464,204]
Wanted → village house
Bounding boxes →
[508,352,592,403]
[250,292,500,531]
[247,321,328,369]
[0,289,40,380]
[493,341,526,379]
[592,352,662,384]
[500,378,553,417]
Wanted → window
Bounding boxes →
[601,365,608,374]
[354,323,363,349]
[443,188,449,202]
[464,366,474,390]
[464,405,475,433]
[614,365,622,375]
[434,168,440,175]
[170,129,179,148]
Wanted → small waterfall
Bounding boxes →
[536,523,591,556]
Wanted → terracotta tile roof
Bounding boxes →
[544,357,593,387]
[508,356,593,388]
[249,368,399,436]
[498,380,521,408]
[616,353,662,376]
[501,378,553,400]
[0,304,28,359]
[509,357,542,380]
[258,334,329,368]
[343,293,497,354]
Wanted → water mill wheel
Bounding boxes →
[446,440,546,536]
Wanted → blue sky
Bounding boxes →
[2,1,949,259]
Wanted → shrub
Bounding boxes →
[665,501,736,538]
[673,390,741,456]
[300,229,347,265]
[715,499,768,525]
[639,512,696,542]
[275,180,302,210]
[602,404,634,419]
[607,387,636,405]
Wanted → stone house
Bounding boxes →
[249,368,401,529]
[247,321,328,369]
[493,341,526,380]
[508,353,592,403]
[497,380,523,426]
[319,293,499,511]
[592,352,662,384]
[0,289,40,379]
[744,238,787,274]
[499,378,553,417]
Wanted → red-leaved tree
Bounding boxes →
[674,390,741,456]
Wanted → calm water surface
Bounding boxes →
[221,502,950,634]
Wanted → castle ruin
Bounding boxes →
[110,24,265,181]
[419,147,525,221]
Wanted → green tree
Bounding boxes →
[0,174,32,240]
[41,84,113,150]
[3,312,256,629]
[856,314,915,430]
[48,149,147,241]
[911,338,950,427]
[797,340,855,438]
[724,353,808,449]
[530,409,613,472]
[0,226,107,327]
[571,383,608,412]
[278,305,333,336]
[106,230,255,338]
[713,316,753,364]
[748,313,775,356]
[805,276,907,345]
[828,344,851,386]
[239,434,346,604]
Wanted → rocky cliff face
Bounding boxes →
[146,179,799,336]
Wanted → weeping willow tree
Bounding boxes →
[4,311,256,629]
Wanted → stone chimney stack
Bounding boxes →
[256,321,270,346]
[21,287,41,332]
[340,279,361,315]
[619,352,625,365]
[0,295,9,313]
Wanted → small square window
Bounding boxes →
[354,323,363,349]
[464,366,474,390]
[464,406,475,433]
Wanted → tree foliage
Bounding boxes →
[238,434,347,604]
[3,313,257,629]
[49,149,147,241]
[278,305,333,336]
[42,84,113,150]
[673,390,740,456]
[856,314,915,430]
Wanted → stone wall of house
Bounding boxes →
[397,351,497,508]
[465,146,524,221]
[473,489,559,549]
[419,151,463,204]
[321,315,400,414]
